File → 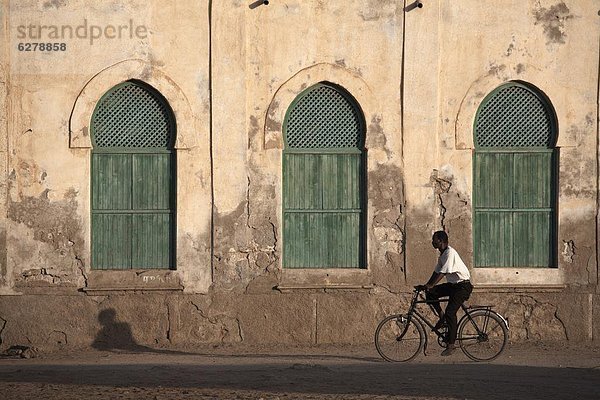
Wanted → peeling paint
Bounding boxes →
[428,167,470,256]
[42,0,67,10]
[487,62,507,78]
[249,115,260,149]
[359,0,399,22]
[562,240,576,263]
[7,188,84,287]
[369,164,405,288]
[368,114,390,157]
[533,2,574,45]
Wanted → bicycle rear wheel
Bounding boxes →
[375,314,424,362]
[458,310,508,361]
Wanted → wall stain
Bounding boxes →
[7,188,84,286]
[533,2,574,45]
[369,164,405,289]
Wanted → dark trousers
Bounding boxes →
[426,281,473,345]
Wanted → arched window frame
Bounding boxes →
[473,81,558,268]
[90,80,176,270]
[282,82,367,268]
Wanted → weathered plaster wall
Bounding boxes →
[4,0,212,294]
[0,1,9,294]
[212,0,406,293]
[0,0,598,350]
[404,0,599,288]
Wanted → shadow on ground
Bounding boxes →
[0,358,598,399]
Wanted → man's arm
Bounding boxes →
[424,271,444,289]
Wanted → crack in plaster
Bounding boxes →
[165,300,172,344]
[76,256,88,287]
[553,309,568,340]
[246,176,254,231]
[0,317,6,345]
[234,318,243,342]
[518,295,567,340]
[431,171,452,231]
[374,285,401,295]
[269,219,278,256]
[22,268,65,284]
[190,301,243,343]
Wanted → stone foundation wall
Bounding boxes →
[0,289,595,352]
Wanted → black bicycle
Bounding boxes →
[375,286,509,362]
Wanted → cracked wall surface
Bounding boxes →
[2,1,212,294]
[0,0,598,349]
[212,0,404,290]
[0,1,8,293]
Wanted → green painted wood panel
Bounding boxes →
[513,152,552,209]
[92,154,132,210]
[283,212,360,268]
[474,152,512,208]
[133,153,172,210]
[513,211,552,267]
[132,214,173,268]
[91,214,132,270]
[474,151,555,268]
[92,152,174,270]
[283,152,363,268]
[474,211,513,267]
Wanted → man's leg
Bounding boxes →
[441,282,473,355]
[426,283,452,327]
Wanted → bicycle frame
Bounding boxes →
[403,288,509,354]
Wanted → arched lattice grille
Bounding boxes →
[475,84,554,148]
[92,81,174,148]
[285,84,363,149]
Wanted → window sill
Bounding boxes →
[277,268,372,292]
[471,267,566,289]
[83,270,183,294]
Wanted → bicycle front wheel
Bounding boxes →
[375,314,424,362]
[458,310,508,361]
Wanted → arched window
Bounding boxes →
[283,83,366,268]
[91,80,176,269]
[473,82,557,267]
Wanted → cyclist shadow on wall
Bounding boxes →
[92,308,188,355]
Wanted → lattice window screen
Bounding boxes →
[92,81,174,148]
[285,84,363,149]
[475,85,554,148]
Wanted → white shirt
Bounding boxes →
[435,246,470,284]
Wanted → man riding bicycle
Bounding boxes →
[417,231,473,356]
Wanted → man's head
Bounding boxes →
[432,230,448,251]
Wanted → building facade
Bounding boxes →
[0,0,598,349]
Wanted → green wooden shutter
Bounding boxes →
[473,82,556,268]
[283,83,365,268]
[91,81,175,270]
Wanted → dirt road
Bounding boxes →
[1,342,599,399]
